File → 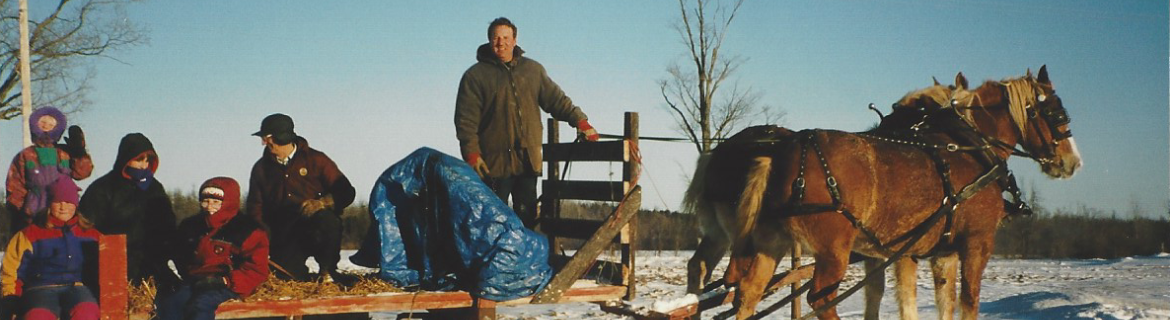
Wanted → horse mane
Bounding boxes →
[870,85,957,134]
[894,84,953,110]
[958,77,1037,137]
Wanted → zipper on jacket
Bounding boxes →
[504,62,525,151]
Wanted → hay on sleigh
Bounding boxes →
[128,272,403,315]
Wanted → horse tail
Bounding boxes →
[682,152,712,215]
[725,155,773,284]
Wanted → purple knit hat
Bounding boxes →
[48,177,81,205]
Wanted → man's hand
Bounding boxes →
[466,153,490,178]
[577,120,599,142]
[193,276,228,291]
[63,125,87,157]
[301,194,335,217]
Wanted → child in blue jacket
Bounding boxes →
[1,177,101,320]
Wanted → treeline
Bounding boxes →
[3,191,1166,260]
[995,211,1170,259]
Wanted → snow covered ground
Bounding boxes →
[333,250,1170,320]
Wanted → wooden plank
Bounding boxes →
[542,180,627,202]
[530,187,641,304]
[695,264,815,311]
[600,302,697,320]
[498,285,627,306]
[621,111,640,300]
[207,285,628,319]
[544,118,563,254]
[99,235,128,320]
[541,218,604,240]
[543,140,627,162]
[215,292,476,318]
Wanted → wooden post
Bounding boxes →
[472,297,496,320]
[790,245,801,319]
[620,112,639,300]
[99,235,128,320]
[18,0,33,147]
[543,118,561,254]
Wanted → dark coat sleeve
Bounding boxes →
[454,71,485,159]
[534,62,587,126]
[142,183,180,284]
[317,154,355,213]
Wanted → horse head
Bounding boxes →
[961,65,1082,178]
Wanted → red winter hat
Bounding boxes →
[48,178,81,205]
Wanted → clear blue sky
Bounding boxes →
[6,0,1167,218]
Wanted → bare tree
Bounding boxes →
[659,0,783,154]
[0,0,147,119]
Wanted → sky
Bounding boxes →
[4,0,1167,218]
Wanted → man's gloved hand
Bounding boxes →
[301,194,335,217]
[466,153,490,178]
[576,120,599,142]
[63,125,87,157]
[193,276,228,291]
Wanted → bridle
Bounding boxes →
[952,78,1072,165]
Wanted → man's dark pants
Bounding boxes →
[486,173,538,229]
[265,209,342,280]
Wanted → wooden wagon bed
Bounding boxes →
[97,113,645,320]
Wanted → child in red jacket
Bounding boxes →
[1,177,101,320]
[155,177,268,320]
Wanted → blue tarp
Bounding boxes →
[357,147,552,300]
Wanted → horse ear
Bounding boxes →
[954,72,968,90]
[1037,65,1050,84]
[932,76,941,86]
[1025,68,1033,79]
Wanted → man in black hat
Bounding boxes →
[246,113,355,282]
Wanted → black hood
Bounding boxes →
[113,133,158,174]
[476,43,525,64]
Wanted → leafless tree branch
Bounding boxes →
[0,0,147,119]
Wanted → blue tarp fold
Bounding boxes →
[359,147,551,300]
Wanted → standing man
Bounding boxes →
[455,17,600,229]
[247,113,355,282]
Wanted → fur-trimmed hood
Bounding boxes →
[29,107,67,146]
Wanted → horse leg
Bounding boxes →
[732,228,790,320]
[807,248,850,320]
[958,240,993,320]
[863,258,886,320]
[930,253,958,320]
[893,257,920,320]
[687,203,733,295]
[687,234,729,294]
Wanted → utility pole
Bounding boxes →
[18,0,34,147]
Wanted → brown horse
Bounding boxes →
[727,66,1081,320]
[684,74,972,318]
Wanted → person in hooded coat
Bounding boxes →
[454,17,599,229]
[77,133,178,286]
[156,177,268,320]
[1,177,101,320]
[5,106,93,234]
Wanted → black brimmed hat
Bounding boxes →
[253,113,296,144]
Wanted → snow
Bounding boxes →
[5,249,1159,319]
[332,250,1170,320]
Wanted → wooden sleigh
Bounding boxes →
[97,112,644,320]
